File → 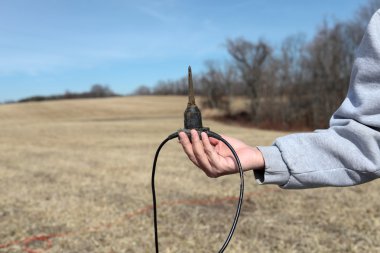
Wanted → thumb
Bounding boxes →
[209,137,220,146]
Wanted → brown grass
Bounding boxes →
[0,96,379,253]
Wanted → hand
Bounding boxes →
[178,129,265,178]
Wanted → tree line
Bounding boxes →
[17,84,119,103]
[134,0,380,130]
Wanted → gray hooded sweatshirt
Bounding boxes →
[255,9,380,189]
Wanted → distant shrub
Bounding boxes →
[18,84,120,103]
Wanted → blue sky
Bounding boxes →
[0,0,365,101]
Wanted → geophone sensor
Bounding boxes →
[151,66,244,253]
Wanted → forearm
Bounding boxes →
[255,120,380,189]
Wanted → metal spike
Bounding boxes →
[188,66,195,105]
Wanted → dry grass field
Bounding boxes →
[0,96,380,253]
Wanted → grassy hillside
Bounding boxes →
[0,96,379,252]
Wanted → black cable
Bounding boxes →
[151,132,178,253]
[151,130,244,253]
[207,130,244,252]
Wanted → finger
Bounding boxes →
[191,130,212,171]
[201,132,220,161]
[179,131,199,166]
[211,135,232,157]
[209,137,219,146]
[202,132,218,160]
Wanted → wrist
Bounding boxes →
[238,146,265,172]
[252,147,265,171]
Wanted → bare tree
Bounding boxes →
[89,84,115,97]
[227,38,272,121]
[152,77,190,95]
[199,61,239,114]
[134,85,151,95]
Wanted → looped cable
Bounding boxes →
[151,130,244,253]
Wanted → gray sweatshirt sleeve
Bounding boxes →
[254,10,380,189]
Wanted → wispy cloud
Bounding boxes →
[137,5,174,23]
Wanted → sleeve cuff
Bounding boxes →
[254,145,290,186]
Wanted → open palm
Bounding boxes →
[179,130,264,177]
